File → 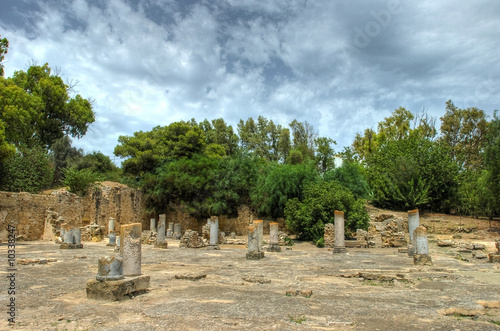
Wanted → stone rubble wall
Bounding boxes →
[324,223,335,247]
[0,181,145,241]
[1,181,287,241]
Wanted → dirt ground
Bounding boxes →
[1,211,500,331]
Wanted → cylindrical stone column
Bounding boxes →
[73,228,82,245]
[96,256,124,281]
[108,217,115,235]
[64,228,74,244]
[168,222,174,234]
[246,224,264,260]
[60,223,68,241]
[157,215,166,242]
[408,209,420,256]
[174,223,181,239]
[150,218,156,233]
[253,220,263,252]
[414,226,429,255]
[333,211,346,253]
[108,232,117,246]
[267,222,281,252]
[155,214,168,248]
[120,223,142,276]
[208,216,220,249]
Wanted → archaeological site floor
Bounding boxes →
[1,238,499,330]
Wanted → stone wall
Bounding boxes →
[0,182,287,241]
[0,181,146,241]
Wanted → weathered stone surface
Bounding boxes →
[437,240,454,247]
[324,223,335,248]
[242,275,271,284]
[86,275,150,301]
[120,223,142,276]
[286,289,313,298]
[96,256,124,281]
[175,273,207,280]
[438,308,483,317]
[246,251,265,260]
[413,254,433,266]
[18,258,57,265]
[179,230,206,248]
[488,254,500,263]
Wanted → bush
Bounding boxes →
[323,161,371,199]
[0,146,53,193]
[62,167,101,196]
[284,180,369,241]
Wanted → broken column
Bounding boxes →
[267,222,281,252]
[108,217,115,235]
[150,218,156,233]
[86,255,150,301]
[407,209,419,256]
[60,223,68,242]
[60,228,83,249]
[120,223,142,276]
[167,222,174,238]
[253,220,264,252]
[333,211,346,253]
[246,224,264,260]
[96,256,124,281]
[107,232,117,246]
[413,226,432,265]
[207,216,220,250]
[174,223,181,240]
[154,214,168,248]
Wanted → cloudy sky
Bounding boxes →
[1,0,499,164]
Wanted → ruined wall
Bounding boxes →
[0,181,146,241]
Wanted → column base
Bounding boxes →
[207,244,220,250]
[333,247,347,253]
[246,251,265,260]
[407,245,415,257]
[60,243,83,249]
[86,275,150,301]
[267,244,281,252]
[154,240,168,249]
[413,254,433,266]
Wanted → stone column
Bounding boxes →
[108,217,115,235]
[267,222,281,252]
[120,223,142,276]
[107,232,117,246]
[73,228,82,245]
[413,226,432,265]
[253,220,263,252]
[150,218,156,233]
[96,256,124,281]
[246,225,264,260]
[174,223,181,239]
[60,223,68,241]
[407,209,419,256]
[208,216,220,250]
[167,222,174,237]
[333,211,346,253]
[114,236,121,253]
[64,227,73,244]
[154,214,168,248]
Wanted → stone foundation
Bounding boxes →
[60,243,83,249]
[246,251,265,260]
[86,275,150,301]
[413,254,433,266]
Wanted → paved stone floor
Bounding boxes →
[1,239,499,330]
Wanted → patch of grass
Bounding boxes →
[488,320,500,326]
[289,314,306,324]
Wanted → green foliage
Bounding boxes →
[49,136,84,183]
[199,118,239,156]
[440,100,488,171]
[314,136,336,173]
[366,133,458,211]
[286,149,304,165]
[0,146,53,193]
[142,154,218,215]
[284,180,369,241]
[324,161,371,199]
[481,111,500,216]
[315,237,325,248]
[0,36,8,77]
[251,162,319,218]
[1,63,95,148]
[62,167,101,196]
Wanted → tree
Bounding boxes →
[114,121,207,176]
[2,63,95,148]
[49,136,84,183]
[0,145,53,193]
[284,180,369,241]
[289,119,316,159]
[440,100,489,170]
[199,118,239,156]
[314,136,336,173]
[352,128,378,161]
[251,162,319,218]
[324,161,371,199]
[482,111,500,216]
[0,36,8,77]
